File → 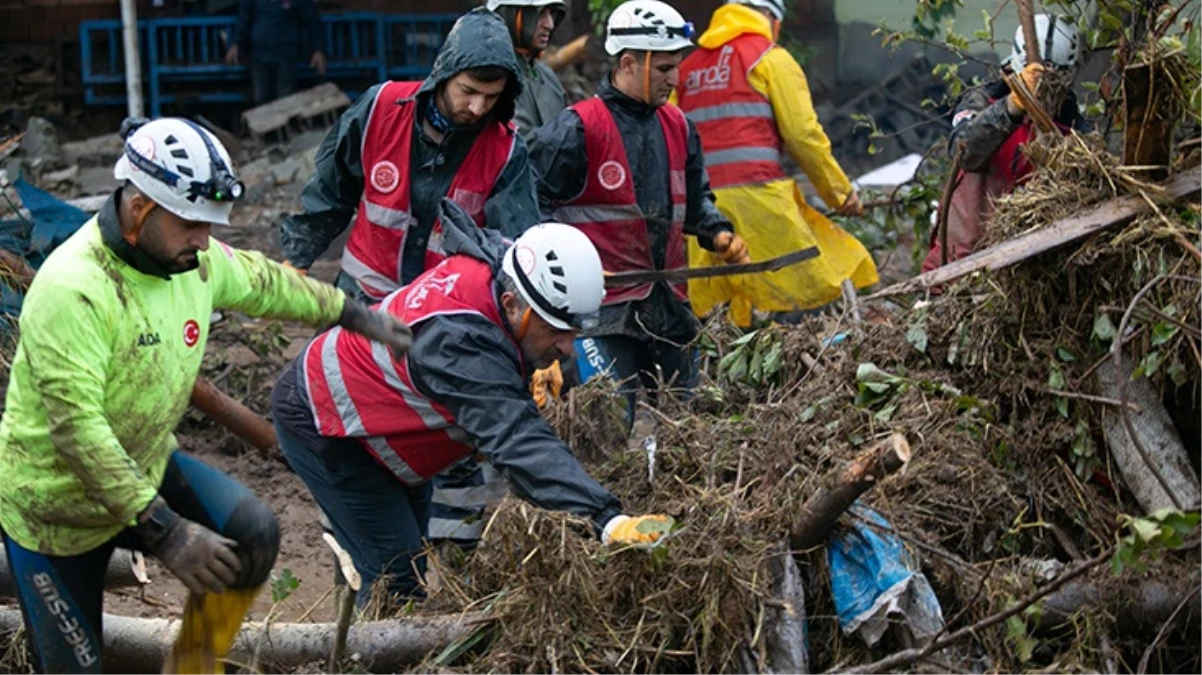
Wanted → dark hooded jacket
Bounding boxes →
[528,75,734,343]
[272,199,623,532]
[280,8,541,298]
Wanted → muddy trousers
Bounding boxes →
[0,451,279,674]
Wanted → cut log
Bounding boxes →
[544,34,590,71]
[189,376,278,451]
[0,549,142,595]
[867,169,1201,299]
[0,608,483,674]
[1040,578,1200,636]
[763,540,809,674]
[1096,358,1200,513]
[791,433,911,550]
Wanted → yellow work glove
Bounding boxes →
[531,360,564,408]
[1008,62,1045,114]
[166,586,261,674]
[282,260,308,276]
[834,191,864,217]
[712,231,751,265]
[602,514,676,547]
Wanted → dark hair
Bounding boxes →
[462,65,510,83]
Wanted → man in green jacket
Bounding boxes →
[0,117,411,674]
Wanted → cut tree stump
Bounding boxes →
[1096,358,1201,513]
[868,169,1201,299]
[0,608,483,674]
[791,433,911,550]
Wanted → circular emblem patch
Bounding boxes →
[370,161,400,193]
[598,160,626,191]
[515,245,537,276]
[183,319,200,348]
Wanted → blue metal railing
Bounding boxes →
[81,13,460,116]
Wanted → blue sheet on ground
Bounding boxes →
[827,503,944,646]
[1,176,93,317]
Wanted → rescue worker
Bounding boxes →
[674,0,878,327]
[279,7,540,302]
[922,14,1082,271]
[0,117,412,674]
[488,0,569,140]
[528,0,747,416]
[271,198,675,605]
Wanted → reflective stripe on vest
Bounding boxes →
[303,255,514,485]
[343,80,516,300]
[555,97,690,305]
[678,35,786,189]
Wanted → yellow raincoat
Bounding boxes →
[674,4,877,326]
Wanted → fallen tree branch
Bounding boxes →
[0,549,142,595]
[1137,585,1201,674]
[867,169,1201,299]
[833,548,1112,674]
[791,433,911,550]
[0,608,485,674]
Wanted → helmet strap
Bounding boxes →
[126,199,157,246]
[642,51,652,104]
[516,306,533,341]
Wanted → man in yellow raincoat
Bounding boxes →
[675,0,877,326]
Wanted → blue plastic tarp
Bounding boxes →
[1,176,92,318]
[827,504,945,647]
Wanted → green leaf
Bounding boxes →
[875,403,899,422]
[1047,366,1066,390]
[799,406,817,423]
[1055,397,1069,418]
[1151,322,1178,347]
[1134,351,1162,379]
[762,341,783,381]
[1056,347,1077,362]
[1093,313,1117,342]
[730,330,761,348]
[1131,517,1160,543]
[906,322,929,354]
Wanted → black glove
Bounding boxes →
[338,299,413,360]
[134,497,242,595]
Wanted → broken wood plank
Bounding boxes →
[791,433,911,550]
[1096,357,1201,513]
[241,82,352,138]
[867,169,1200,299]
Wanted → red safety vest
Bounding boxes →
[922,113,1069,273]
[302,254,519,485]
[676,33,785,189]
[343,80,517,300]
[551,97,689,304]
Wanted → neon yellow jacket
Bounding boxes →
[676,4,877,325]
[0,203,344,556]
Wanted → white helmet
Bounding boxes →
[728,0,785,21]
[486,0,565,9]
[501,223,606,331]
[113,117,244,225]
[604,0,695,56]
[1007,14,1079,70]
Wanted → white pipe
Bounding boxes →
[119,0,144,118]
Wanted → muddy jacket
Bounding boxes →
[280,8,540,291]
[922,80,1083,271]
[528,76,733,343]
[0,190,345,556]
[513,57,567,141]
[274,199,622,531]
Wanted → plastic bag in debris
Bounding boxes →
[827,504,945,647]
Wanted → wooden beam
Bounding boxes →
[867,169,1201,299]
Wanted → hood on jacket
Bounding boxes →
[697,3,773,49]
[419,7,524,124]
[439,197,509,270]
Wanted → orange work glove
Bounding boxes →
[602,514,677,547]
[834,191,864,217]
[282,260,308,276]
[531,360,564,409]
[712,231,751,264]
[1008,62,1045,114]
